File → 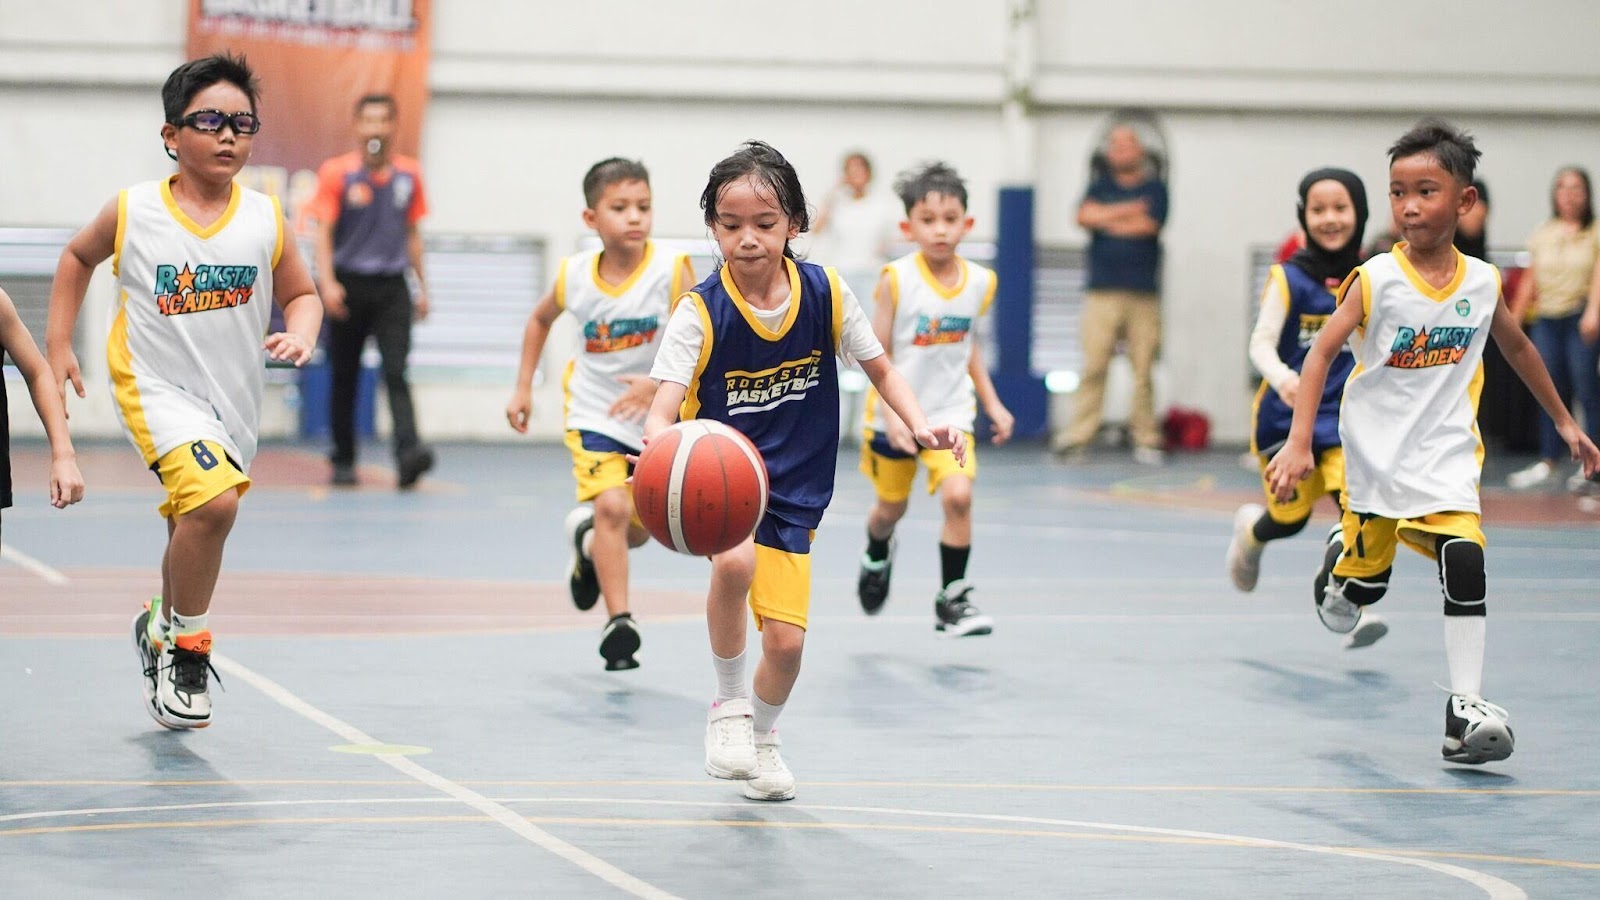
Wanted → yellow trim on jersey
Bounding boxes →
[725,353,823,381]
[1264,264,1290,311]
[159,175,241,240]
[979,267,998,316]
[553,257,570,311]
[111,190,129,278]
[881,263,900,315]
[1468,357,1486,472]
[671,253,693,300]
[1336,266,1370,336]
[270,195,285,270]
[561,357,576,422]
[914,252,968,300]
[680,293,714,420]
[1391,242,1467,302]
[592,240,655,298]
[1247,379,1270,456]
[106,296,158,465]
[825,266,844,354]
[722,258,802,341]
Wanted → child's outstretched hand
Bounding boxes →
[1560,422,1600,481]
[885,417,919,456]
[986,403,1015,446]
[916,425,967,467]
[263,332,314,366]
[1265,443,1312,501]
[505,388,532,433]
[609,375,656,424]
[50,456,84,509]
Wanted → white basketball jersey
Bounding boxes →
[864,252,996,434]
[557,242,689,449]
[1339,246,1500,517]
[109,177,281,470]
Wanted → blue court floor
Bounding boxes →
[1,439,1596,898]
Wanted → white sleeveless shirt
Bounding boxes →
[555,242,689,449]
[109,177,281,469]
[864,252,996,434]
[1339,245,1500,517]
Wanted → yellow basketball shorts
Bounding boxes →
[1257,446,1344,523]
[564,429,635,502]
[748,516,815,632]
[153,440,250,519]
[1331,508,1486,580]
[859,430,977,503]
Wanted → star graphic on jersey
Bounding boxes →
[1410,329,1429,351]
[173,264,197,295]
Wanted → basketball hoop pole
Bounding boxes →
[992,0,1049,438]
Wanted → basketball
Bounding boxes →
[631,420,769,556]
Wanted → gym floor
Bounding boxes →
[1,439,1596,898]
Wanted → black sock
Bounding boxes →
[940,543,971,588]
[866,531,891,562]
[1251,512,1308,544]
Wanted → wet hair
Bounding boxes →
[700,140,811,259]
[1550,166,1594,230]
[1387,118,1481,187]
[893,161,968,215]
[843,151,872,177]
[354,93,397,117]
[582,157,651,208]
[162,53,260,123]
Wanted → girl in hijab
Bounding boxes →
[1226,168,1387,646]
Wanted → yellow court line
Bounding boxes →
[0,813,1592,873]
[4,779,1599,797]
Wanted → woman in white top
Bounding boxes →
[812,152,902,312]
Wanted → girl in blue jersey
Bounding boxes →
[646,141,965,801]
[1226,168,1387,647]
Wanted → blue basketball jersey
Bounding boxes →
[682,259,843,529]
[1252,262,1354,454]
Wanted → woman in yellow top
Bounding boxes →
[1506,167,1600,491]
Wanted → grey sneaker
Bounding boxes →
[1226,504,1265,592]
[935,579,993,637]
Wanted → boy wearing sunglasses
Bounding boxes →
[45,53,323,730]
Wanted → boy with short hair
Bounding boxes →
[856,162,1013,636]
[506,158,693,671]
[0,285,85,526]
[46,53,323,729]
[1269,119,1600,764]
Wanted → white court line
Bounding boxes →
[0,795,1529,898]
[209,654,677,900]
[0,544,69,585]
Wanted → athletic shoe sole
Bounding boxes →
[132,609,181,731]
[937,613,994,638]
[599,618,642,671]
[741,780,796,801]
[1443,721,1514,764]
[1342,613,1389,649]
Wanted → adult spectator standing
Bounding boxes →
[310,94,435,489]
[1054,125,1169,464]
[812,151,902,313]
[1506,167,1600,491]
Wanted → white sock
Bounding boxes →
[713,651,747,703]
[1444,616,1486,697]
[752,693,785,735]
[170,610,209,636]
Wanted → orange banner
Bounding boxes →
[186,0,432,228]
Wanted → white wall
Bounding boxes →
[5,0,1600,442]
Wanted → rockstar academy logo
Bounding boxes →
[723,351,823,415]
[584,315,659,353]
[152,263,258,316]
[911,314,973,346]
[1386,324,1477,369]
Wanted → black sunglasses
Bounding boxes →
[176,109,261,135]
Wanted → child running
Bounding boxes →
[1227,166,1388,648]
[1268,120,1600,764]
[46,53,322,729]
[506,158,694,671]
[0,285,85,528]
[645,141,965,801]
[856,162,1013,635]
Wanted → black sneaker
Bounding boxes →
[934,579,993,637]
[331,462,357,487]
[1312,525,1343,610]
[563,506,601,611]
[396,445,435,489]
[1443,694,1514,764]
[857,536,896,615]
[599,613,641,671]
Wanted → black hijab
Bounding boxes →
[1288,167,1369,286]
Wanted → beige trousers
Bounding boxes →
[1062,289,1162,450]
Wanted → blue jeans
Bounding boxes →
[1530,313,1600,459]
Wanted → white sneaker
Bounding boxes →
[1226,504,1265,592]
[704,698,756,779]
[741,730,796,801]
[1507,460,1553,490]
[1443,694,1514,764]
[155,632,216,729]
[1342,612,1388,649]
[1132,446,1166,466]
[1316,582,1361,635]
[1567,469,1597,494]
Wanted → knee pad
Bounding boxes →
[1438,537,1486,614]
[1325,568,1390,607]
